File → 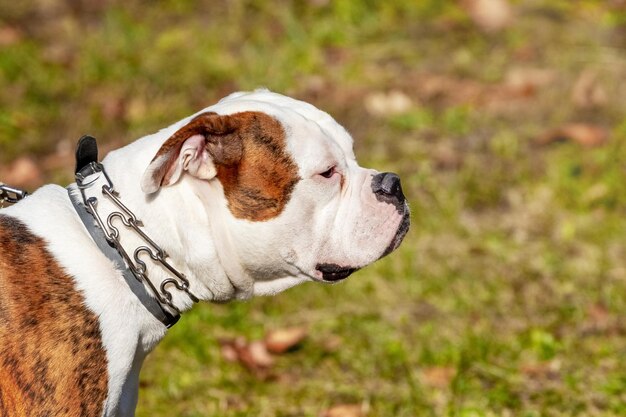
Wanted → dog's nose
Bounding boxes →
[371,172,405,204]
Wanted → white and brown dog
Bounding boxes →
[0,90,409,417]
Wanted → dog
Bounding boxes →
[0,90,409,417]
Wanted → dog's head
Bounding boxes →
[141,90,409,295]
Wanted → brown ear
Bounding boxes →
[141,112,244,194]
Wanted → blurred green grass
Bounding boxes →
[2,0,626,416]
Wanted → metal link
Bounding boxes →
[75,163,201,314]
[0,183,28,205]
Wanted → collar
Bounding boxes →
[0,183,28,206]
[68,135,198,328]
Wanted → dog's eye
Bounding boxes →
[319,166,336,178]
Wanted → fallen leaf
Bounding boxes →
[265,327,307,354]
[583,315,626,336]
[421,366,457,388]
[364,91,413,116]
[504,67,555,97]
[300,75,327,98]
[247,341,275,368]
[220,341,239,362]
[462,0,513,33]
[571,70,607,109]
[520,360,561,379]
[579,303,617,336]
[587,303,610,324]
[322,404,364,417]
[537,123,609,147]
[411,73,484,106]
[0,26,22,47]
[218,337,274,374]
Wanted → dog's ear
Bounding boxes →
[141,112,243,194]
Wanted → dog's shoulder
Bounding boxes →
[0,191,109,416]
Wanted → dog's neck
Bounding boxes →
[71,141,255,416]
[95,142,255,314]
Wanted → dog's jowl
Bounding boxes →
[0,90,409,417]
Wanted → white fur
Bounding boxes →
[0,90,409,416]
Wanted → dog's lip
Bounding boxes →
[315,263,358,282]
[381,206,410,258]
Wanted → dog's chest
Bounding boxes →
[0,214,108,417]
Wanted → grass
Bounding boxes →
[2,0,626,416]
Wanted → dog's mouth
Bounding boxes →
[315,263,358,282]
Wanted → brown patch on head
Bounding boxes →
[148,111,300,221]
[215,112,299,221]
[0,215,108,417]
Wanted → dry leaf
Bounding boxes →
[571,70,607,109]
[364,91,413,116]
[0,26,22,47]
[412,73,484,106]
[520,360,561,379]
[463,0,513,33]
[322,404,364,417]
[265,327,307,354]
[421,366,457,388]
[220,341,239,362]
[504,67,555,97]
[587,303,610,325]
[247,341,275,368]
[580,303,616,336]
[581,305,626,335]
[301,75,327,98]
[537,123,609,147]
[219,337,274,374]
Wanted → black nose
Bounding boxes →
[371,172,405,207]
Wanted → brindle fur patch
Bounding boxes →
[0,215,108,417]
[153,111,300,221]
[215,112,299,221]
